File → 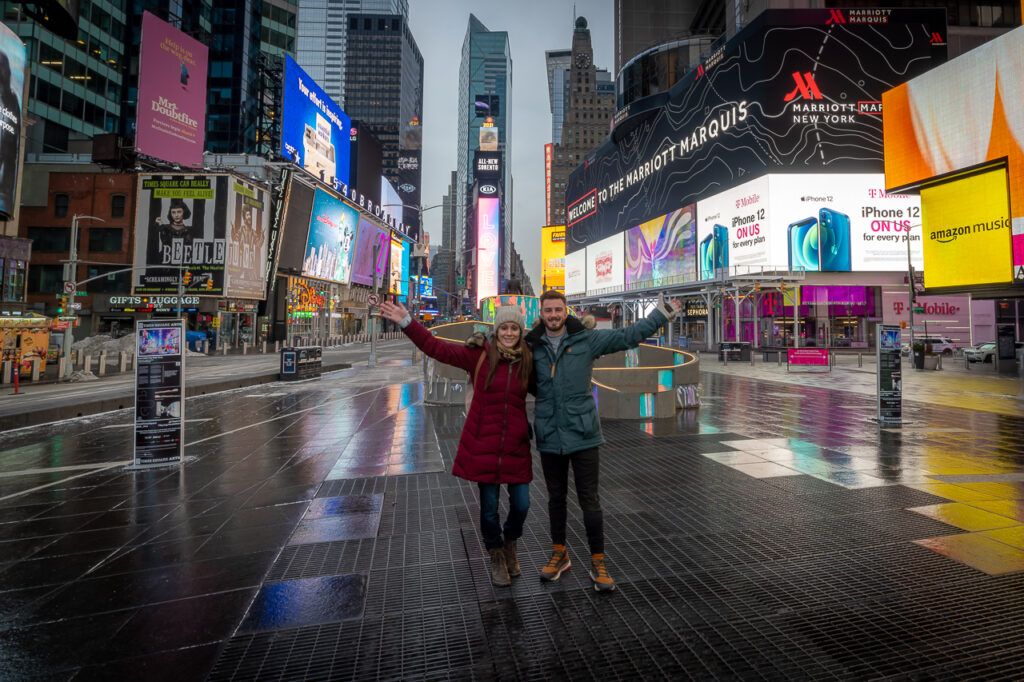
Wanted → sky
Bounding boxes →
[408,0,614,290]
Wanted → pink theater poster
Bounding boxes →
[135,12,209,167]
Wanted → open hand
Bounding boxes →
[379,300,408,324]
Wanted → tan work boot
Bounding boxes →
[504,539,521,578]
[539,544,571,582]
[489,548,511,587]
[589,553,616,592]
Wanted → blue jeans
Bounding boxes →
[478,483,530,550]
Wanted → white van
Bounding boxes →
[918,336,957,355]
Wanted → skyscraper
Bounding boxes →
[548,17,614,226]
[343,12,423,225]
[295,0,407,105]
[545,50,571,145]
[457,15,512,300]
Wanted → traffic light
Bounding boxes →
[183,270,192,286]
[56,295,66,314]
[205,278,214,291]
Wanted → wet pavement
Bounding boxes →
[0,338,1023,680]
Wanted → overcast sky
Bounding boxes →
[408,0,613,290]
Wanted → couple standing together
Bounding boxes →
[380,290,680,591]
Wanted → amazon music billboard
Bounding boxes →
[564,8,947,254]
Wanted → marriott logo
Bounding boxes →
[783,72,824,102]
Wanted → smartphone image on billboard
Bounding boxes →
[699,225,729,279]
[713,224,729,273]
[788,217,819,271]
[818,208,852,271]
[699,233,714,279]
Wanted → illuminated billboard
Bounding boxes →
[540,225,565,291]
[625,205,696,290]
[544,143,553,225]
[920,167,1013,289]
[135,12,209,168]
[694,174,923,275]
[225,177,270,300]
[281,56,351,188]
[884,24,1024,284]
[0,24,26,220]
[565,8,945,254]
[351,216,389,287]
[388,237,410,299]
[302,189,357,284]
[565,249,586,297]
[133,175,229,295]
[586,232,625,294]
[476,197,500,305]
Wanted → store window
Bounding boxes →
[54,194,70,218]
[2,259,27,302]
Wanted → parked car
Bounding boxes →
[916,336,957,355]
[964,342,996,363]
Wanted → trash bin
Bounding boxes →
[280,345,323,381]
[280,347,298,380]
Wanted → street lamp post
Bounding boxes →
[62,214,105,380]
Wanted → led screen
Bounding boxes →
[476,197,500,305]
[351,216,389,287]
[585,231,625,294]
[281,56,351,187]
[301,189,357,284]
[625,205,696,289]
[564,249,586,297]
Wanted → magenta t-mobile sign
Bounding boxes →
[135,11,209,168]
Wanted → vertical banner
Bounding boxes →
[476,197,500,305]
[877,324,902,425]
[134,319,185,466]
[226,178,270,300]
[134,174,229,295]
[544,143,553,225]
[135,12,209,167]
[0,24,26,220]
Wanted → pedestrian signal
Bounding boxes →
[183,271,193,285]
[205,279,214,291]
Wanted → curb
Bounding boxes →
[0,362,353,431]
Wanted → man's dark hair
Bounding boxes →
[539,289,567,306]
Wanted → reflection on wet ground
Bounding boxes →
[0,360,1022,679]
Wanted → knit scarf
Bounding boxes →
[496,343,522,363]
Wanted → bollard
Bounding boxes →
[937,354,943,370]
[830,351,836,367]
[723,349,728,365]
[128,352,135,371]
[119,351,127,373]
[1,360,10,384]
[261,341,267,354]
[777,352,782,367]
[242,342,248,355]
[84,353,92,373]
[58,357,67,380]
[274,340,280,353]
[98,351,107,377]
[222,343,228,356]
[858,353,863,368]
[31,357,41,382]
[77,350,86,369]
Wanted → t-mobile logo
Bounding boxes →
[783,72,824,102]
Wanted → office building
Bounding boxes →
[296,0,407,105]
[1,0,131,153]
[548,17,614,226]
[614,0,702,75]
[457,15,512,301]
[343,12,423,227]
[545,50,571,145]
[431,171,458,313]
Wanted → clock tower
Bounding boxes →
[548,16,615,226]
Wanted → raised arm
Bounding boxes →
[380,301,480,372]
[588,296,681,358]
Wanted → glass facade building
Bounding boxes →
[296,0,407,104]
[457,14,512,296]
[343,13,423,190]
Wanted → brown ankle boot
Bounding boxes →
[489,548,511,587]
[504,539,521,577]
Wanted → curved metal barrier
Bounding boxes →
[592,344,700,419]
[422,322,700,418]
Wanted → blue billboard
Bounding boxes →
[281,56,351,188]
[301,189,358,284]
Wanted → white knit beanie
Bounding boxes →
[492,305,525,330]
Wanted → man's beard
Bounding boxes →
[544,318,565,332]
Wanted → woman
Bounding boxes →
[380,300,533,587]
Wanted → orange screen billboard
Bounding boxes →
[883,25,1024,283]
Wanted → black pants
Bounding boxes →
[540,447,603,554]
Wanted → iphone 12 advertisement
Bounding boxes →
[787,208,852,272]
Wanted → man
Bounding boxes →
[525,289,680,592]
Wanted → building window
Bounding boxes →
[85,265,130,293]
[28,264,63,294]
[54,194,69,218]
[88,228,123,253]
[26,227,71,252]
[110,194,126,218]
[2,258,27,303]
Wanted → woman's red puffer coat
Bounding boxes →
[403,320,532,484]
